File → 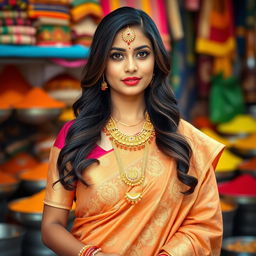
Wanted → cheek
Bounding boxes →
[142,59,154,76]
[105,62,121,81]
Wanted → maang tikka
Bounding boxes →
[101,75,108,91]
[121,26,136,48]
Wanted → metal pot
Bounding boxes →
[9,204,74,256]
[222,199,238,238]
[16,108,62,125]
[222,236,256,256]
[0,223,25,256]
[222,195,256,236]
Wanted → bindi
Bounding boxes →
[121,26,136,49]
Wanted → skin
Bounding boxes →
[41,25,155,256]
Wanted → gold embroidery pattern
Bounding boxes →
[97,182,119,205]
[152,202,170,227]
[167,236,194,256]
[126,245,140,256]
[138,224,155,247]
[167,179,183,202]
[86,196,101,216]
[147,156,164,177]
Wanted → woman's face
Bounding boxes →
[105,26,155,97]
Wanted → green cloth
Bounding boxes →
[71,0,99,7]
[210,73,245,123]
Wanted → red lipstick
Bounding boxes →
[122,77,141,86]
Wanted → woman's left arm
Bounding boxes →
[160,165,222,256]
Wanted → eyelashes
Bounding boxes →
[109,51,151,61]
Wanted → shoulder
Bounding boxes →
[53,120,75,149]
[178,119,220,148]
[178,119,225,175]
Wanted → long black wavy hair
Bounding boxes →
[56,7,198,194]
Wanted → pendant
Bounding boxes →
[121,167,144,186]
[125,192,142,204]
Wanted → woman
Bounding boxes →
[42,7,224,256]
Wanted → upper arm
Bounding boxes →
[42,204,70,228]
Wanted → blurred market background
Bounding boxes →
[0,0,255,256]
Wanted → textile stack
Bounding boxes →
[70,0,103,47]
[0,0,36,45]
[28,0,71,46]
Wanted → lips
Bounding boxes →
[122,77,141,86]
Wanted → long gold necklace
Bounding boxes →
[103,112,154,204]
[112,142,149,204]
[103,112,155,151]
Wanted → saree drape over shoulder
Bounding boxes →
[44,119,225,256]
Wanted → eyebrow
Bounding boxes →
[110,45,151,52]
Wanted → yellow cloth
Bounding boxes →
[44,120,224,255]
[71,3,103,22]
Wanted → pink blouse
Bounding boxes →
[54,121,113,159]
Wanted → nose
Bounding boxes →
[125,56,138,73]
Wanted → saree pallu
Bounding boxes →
[44,119,224,256]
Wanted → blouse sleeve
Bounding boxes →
[54,120,74,149]
[44,121,75,210]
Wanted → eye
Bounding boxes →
[137,51,150,59]
[110,52,124,60]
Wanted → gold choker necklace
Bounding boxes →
[103,112,155,151]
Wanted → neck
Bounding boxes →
[111,91,146,123]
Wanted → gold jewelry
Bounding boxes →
[78,245,92,256]
[101,75,108,91]
[112,141,150,204]
[112,116,145,127]
[103,112,155,151]
[121,26,136,46]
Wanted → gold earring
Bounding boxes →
[101,75,108,91]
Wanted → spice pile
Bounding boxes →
[226,239,256,253]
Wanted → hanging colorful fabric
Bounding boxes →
[209,73,245,123]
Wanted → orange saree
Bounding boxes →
[44,119,224,256]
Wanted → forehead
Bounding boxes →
[111,26,152,49]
